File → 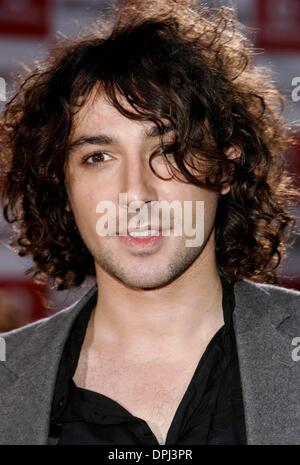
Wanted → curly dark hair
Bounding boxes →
[0,0,299,291]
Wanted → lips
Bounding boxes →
[119,226,169,251]
[127,229,162,237]
[118,226,164,236]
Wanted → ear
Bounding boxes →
[65,200,71,212]
[219,145,242,195]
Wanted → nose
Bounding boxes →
[119,154,158,208]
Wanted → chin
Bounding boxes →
[118,271,176,290]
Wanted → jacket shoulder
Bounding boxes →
[0,284,97,366]
[0,301,78,352]
[234,278,300,328]
[237,279,300,304]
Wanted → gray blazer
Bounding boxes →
[0,279,299,445]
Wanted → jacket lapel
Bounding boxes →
[233,279,300,444]
[0,284,98,445]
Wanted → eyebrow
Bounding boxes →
[68,124,174,154]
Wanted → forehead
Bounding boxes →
[72,87,167,139]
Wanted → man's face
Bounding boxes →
[64,89,227,289]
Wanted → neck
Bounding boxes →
[85,232,224,358]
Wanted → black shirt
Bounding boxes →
[48,275,247,445]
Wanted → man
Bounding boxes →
[0,0,299,445]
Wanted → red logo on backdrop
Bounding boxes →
[286,137,300,188]
[0,279,49,329]
[255,0,300,50]
[0,0,51,38]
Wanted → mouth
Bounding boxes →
[117,227,170,250]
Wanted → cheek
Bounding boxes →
[67,183,99,227]
[185,187,219,229]
[68,183,119,234]
[202,195,219,232]
[66,171,97,206]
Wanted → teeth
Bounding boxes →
[129,230,160,237]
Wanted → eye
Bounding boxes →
[82,151,112,166]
